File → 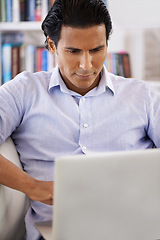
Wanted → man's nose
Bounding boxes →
[79,52,92,70]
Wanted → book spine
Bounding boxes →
[121,53,131,78]
[117,53,124,77]
[11,45,20,78]
[6,0,12,22]
[24,0,29,21]
[112,53,117,75]
[20,0,25,21]
[25,45,35,73]
[12,0,20,22]
[42,48,48,71]
[28,0,35,21]
[20,44,26,72]
[105,52,131,78]
[115,53,120,76]
[35,0,42,21]
[2,43,12,83]
[36,47,43,71]
[1,0,7,22]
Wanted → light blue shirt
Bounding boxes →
[0,65,160,239]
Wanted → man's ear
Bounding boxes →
[47,36,56,54]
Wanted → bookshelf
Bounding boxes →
[0,22,46,85]
[0,0,56,84]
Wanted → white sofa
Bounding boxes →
[0,137,28,240]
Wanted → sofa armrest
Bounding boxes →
[0,137,28,240]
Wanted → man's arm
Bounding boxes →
[0,154,53,205]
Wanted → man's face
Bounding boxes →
[48,24,107,95]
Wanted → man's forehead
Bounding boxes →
[60,24,106,34]
[59,24,106,46]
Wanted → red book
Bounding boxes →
[36,47,43,72]
[121,53,131,78]
[11,46,20,79]
[35,0,42,21]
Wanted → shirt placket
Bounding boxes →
[79,96,92,153]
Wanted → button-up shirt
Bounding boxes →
[0,65,160,239]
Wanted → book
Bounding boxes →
[28,0,35,21]
[106,52,131,78]
[11,46,20,78]
[117,54,124,77]
[12,0,20,22]
[6,0,12,22]
[20,44,26,72]
[2,43,12,83]
[1,31,57,81]
[35,0,42,21]
[1,33,23,83]
[36,47,43,71]
[20,0,25,21]
[25,45,36,73]
[120,52,131,78]
[42,48,48,71]
[0,0,7,22]
[0,0,53,22]
[24,0,29,21]
[1,32,23,45]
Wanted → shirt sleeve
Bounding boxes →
[146,84,160,148]
[0,73,27,143]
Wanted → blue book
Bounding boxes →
[2,43,12,84]
[2,32,23,45]
[6,0,12,22]
[28,0,35,21]
[42,48,48,71]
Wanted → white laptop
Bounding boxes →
[35,149,160,240]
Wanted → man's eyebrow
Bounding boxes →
[65,45,105,51]
[65,47,81,51]
[90,45,105,51]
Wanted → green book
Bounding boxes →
[0,0,7,22]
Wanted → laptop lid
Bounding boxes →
[52,149,160,240]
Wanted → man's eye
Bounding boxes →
[90,48,102,53]
[68,49,80,54]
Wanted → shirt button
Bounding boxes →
[82,97,86,101]
[83,123,89,128]
[82,146,87,150]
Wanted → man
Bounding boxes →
[0,0,160,239]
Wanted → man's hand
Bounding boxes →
[27,179,54,205]
[0,154,54,205]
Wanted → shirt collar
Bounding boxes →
[48,65,115,96]
[95,66,115,96]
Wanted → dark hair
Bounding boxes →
[41,0,112,49]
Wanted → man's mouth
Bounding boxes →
[75,73,94,79]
